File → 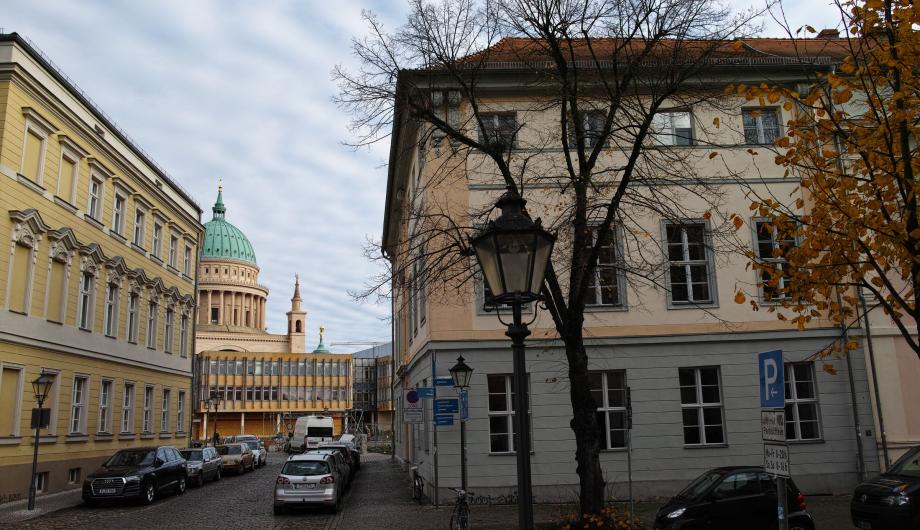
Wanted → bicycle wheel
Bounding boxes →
[450,501,469,530]
[413,478,424,502]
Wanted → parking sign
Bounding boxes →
[758,350,785,409]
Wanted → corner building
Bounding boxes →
[193,189,352,439]
[0,33,202,500]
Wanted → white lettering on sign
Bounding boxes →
[763,442,790,478]
[761,410,786,442]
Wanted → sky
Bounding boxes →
[2,0,841,351]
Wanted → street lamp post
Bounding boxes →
[470,190,555,530]
[449,356,473,491]
[28,372,55,511]
[206,391,224,445]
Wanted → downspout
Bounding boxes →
[837,287,866,482]
[859,288,890,469]
[189,227,203,447]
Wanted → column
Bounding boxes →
[240,413,245,435]
[219,291,225,325]
[207,290,213,324]
[202,412,208,441]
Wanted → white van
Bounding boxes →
[291,415,335,452]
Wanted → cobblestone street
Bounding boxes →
[10,451,858,530]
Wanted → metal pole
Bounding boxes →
[432,349,439,508]
[836,289,866,481]
[508,297,534,530]
[626,386,634,530]
[777,476,789,530]
[460,415,468,491]
[859,289,890,469]
[27,397,44,511]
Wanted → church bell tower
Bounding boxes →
[287,274,307,352]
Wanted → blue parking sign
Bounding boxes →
[759,350,785,408]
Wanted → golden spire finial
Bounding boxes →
[218,177,223,192]
[319,325,325,342]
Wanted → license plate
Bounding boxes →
[293,483,315,490]
[856,521,872,530]
[99,488,117,494]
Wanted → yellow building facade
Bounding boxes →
[0,33,202,501]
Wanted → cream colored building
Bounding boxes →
[0,33,202,501]
[192,189,352,439]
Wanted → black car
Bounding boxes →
[653,466,814,530]
[851,445,920,530]
[82,446,188,505]
[319,442,361,473]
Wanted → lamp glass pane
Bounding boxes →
[495,232,534,294]
[474,235,505,297]
[529,233,553,295]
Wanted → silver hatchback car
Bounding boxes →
[273,453,342,514]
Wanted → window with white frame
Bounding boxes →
[176,390,186,432]
[588,370,628,449]
[0,365,24,437]
[584,227,624,307]
[70,376,88,434]
[164,308,174,353]
[179,314,189,357]
[98,379,112,433]
[160,388,170,432]
[133,207,146,247]
[143,386,153,432]
[742,108,781,145]
[103,282,119,337]
[754,220,796,301]
[168,235,178,268]
[121,382,134,433]
[652,111,693,145]
[87,177,103,220]
[478,113,518,150]
[8,241,34,314]
[21,114,52,184]
[34,472,49,494]
[183,244,192,275]
[666,222,714,305]
[784,363,821,441]
[152,220,163,259]
[77,271,95,330]
[57,150,79,204]
[127,292,139,343]
[146,301,158,349]
[679,366,724,445]
[487,374,530,453]
[568,110,607,148]
[112,194,126,235]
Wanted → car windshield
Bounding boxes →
[244,442,260,451]
[888,448,920,477]
[307,427,334,437]
[676,470,725,499]
[282,461,330,476]
[218,445,241,455]
[180,450,202,461]
[105,449,156,468]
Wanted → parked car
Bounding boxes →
[274,453,343,514]
[653,466,814,530]
[306,449,352,489]
[217,443,255,475]
[82,446,187,505]
[319,441,361,473]
[243,440,267,467]
[851,445,920,530]
[180,446,222,486]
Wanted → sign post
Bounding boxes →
[403,389,423,424]
[759,350,788,530]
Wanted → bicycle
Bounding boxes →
[449,487,471,530]
[409,462,425,503]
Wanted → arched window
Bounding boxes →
[295,320,302,333]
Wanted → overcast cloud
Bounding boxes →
[2,0,841,351]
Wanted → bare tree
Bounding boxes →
[336,0,760,517]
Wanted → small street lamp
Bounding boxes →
[449,356,473,491]
[28,372,55,511]
[471,189,555,530]
[205,390,223,445]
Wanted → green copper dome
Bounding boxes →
[201,187,257,265]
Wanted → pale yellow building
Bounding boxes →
[0,33,202,500]
[192,189,352,439]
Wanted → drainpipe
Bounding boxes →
[837,288,866,482]
[859,288,890,469]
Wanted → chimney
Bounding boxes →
[817,29,839,39]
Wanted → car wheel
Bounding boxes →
[141,481,156,505]
[214,467,221,482]
[175,475,186,495]
[273,505,283,515]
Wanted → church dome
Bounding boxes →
[201,187,257,265]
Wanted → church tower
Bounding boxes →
[287,274,307,352]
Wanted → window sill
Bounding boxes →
[668,302,719,311]
[141,432,156,440]
[599,447,629,453]
[46,319,63,325]
[584,304,628,313]
[128,340,138,345]
[159,432,173,439]
[8,309,27,316]
[131,243,147,255]
[95,433,114,441]
[79,327,92,333]
[150,255,164,265]
[53,196,79,213]
[0,437,22,445]
[109,231,128,244]
[488,451,536,456]
[786,438,824,445]
[85,216,104,230]
[16,173,45,193]
[66,434,89,443]
[38,435,58,444]
[105,334,117,339]
[167,265,180,274]
[683,443,728,449]
[118,433,137,441]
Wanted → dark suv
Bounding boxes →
[82,446,187,505]
[654,466,814,530]
[851,445,920,530]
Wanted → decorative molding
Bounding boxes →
[57,134,90,158]
[87,157,114,178]
[22,107,58,135]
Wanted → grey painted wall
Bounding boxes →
[394,329,879,501]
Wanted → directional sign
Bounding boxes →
[759,350,785,409]
[459,389,469,422]
[435,376,454,387]
[417,387,435,398]
[404,389,423,423]
[761,410,786,442]
[434,414,454,426]
[434,398,459,414]
[763,442,790,477]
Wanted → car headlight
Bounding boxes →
[187,463,202,469]
[666,507,686,519]
[882,493,910,507]
[125,475,141,482]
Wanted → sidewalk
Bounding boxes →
[0,488,83,526]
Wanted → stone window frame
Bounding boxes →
[6,211,47,314]
[0,362,26,438]
[43,229,78,324]
[97,378,114,435]
[121,381,135,434]
[69,374,90,435]
[55,136,87,206]
[662,219,719,309]
[19,108,57,186]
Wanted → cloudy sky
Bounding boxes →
[3,0,840,351]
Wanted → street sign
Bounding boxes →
[417,387,435,398]
[434,414,454,426]
[434,398,459,414]
[761,410,786,442]
[759,350,785,408]
[459,389,469,422]
[435,376,454,387]
[30,408,50,429]
[763,442,790,477]
[404,389,423,423]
